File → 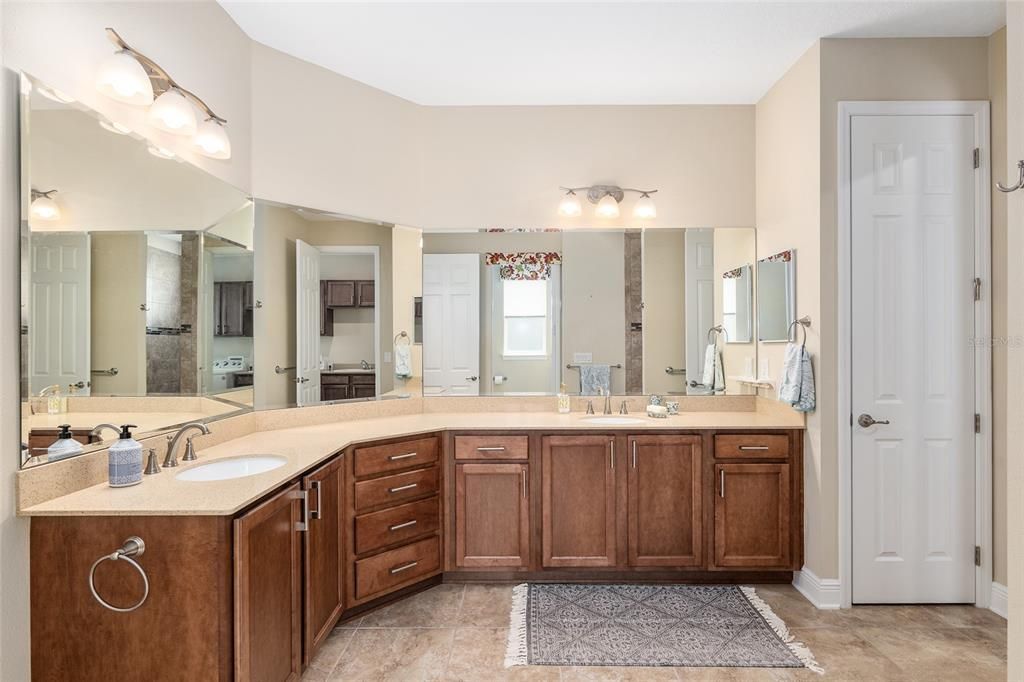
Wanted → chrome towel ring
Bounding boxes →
[996,160,1024,193]
[88,536,149,613]
[788,316,812,346]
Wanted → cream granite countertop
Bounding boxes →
[20,409,803,517]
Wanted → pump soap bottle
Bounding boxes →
[557,382,571,414]
[108,424,143,488]
[47,425,83,461]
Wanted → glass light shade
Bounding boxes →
[96,51,154,105]
[37,85,75,104]
[30,195,60,221]
[98,118,131,135]
[193,119,231,159]
[595,194,620,219]
[147,144,176,160]
[149,89,197,136]
[633,194,657,220]
[558,192,582,217]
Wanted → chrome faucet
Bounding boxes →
[598,387,612,415]
[90,423,120,440]
[163,422,211,468]
[619,400,628,415]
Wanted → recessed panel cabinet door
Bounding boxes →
[303,457,345,665]
[235,482,303,682]
[456,463,530,568]
[627,435,702,567]
[542,435,616,567]
[714,463,791,569]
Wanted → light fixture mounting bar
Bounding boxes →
[558,185,658,204]
[105,28,226,124]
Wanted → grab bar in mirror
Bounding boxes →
[665,367,686,375]
[91,367,119,376]
[275,365,296,374]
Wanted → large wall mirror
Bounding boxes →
[421,227,757,397]
[757,249,796,342]
[19,73,253,467]
[253,201,422,410]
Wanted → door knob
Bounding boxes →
[467,376,478,381]
[857,413,890,428]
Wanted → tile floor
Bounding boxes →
[302,583,1008,681]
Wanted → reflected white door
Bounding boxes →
[422,254,480,395]
[295,239,321,406]
[30,232,90,395]
[684,229,714,385]
[851,114,976,603]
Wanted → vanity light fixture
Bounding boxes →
[30,189,60,221]
[96,28,231,159]
[557,185,658,220]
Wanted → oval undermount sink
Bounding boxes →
[581,416,647,425]
[176,455,288,482]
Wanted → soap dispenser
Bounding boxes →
[108,424,143,488]
[557,382,571,414]
[47,424,83,461]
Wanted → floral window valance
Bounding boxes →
[485,252,562,280]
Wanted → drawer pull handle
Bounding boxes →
[476,446,506,452]
[389,483,418,493]
[389,520,418,531]
[390,561,418,574]
[739,445,770,451]
[389,452,418,461]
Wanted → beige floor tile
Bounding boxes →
[457,583,515,627]
[925,605,1008,629]
[443,627,561,681]
[308,628,356,675]
[855,625,1007,680]
[330,627,456,681]
[359,584,466,628]
[787,626,902,679]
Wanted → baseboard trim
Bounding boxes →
[792,567,841,609]
[990,582,1008,619]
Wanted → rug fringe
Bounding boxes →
[504,583,529,668]
[740,586,825,675]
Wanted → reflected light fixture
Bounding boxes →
[30,189,60,221]
[149,88,197,136]
[98,118,131,135]
[147,143,176,160]
[557,185,658,220]
[36,85,75,104]
[96,28,230,159]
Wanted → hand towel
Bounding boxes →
[712,348,725,393]
[394,343,412,379]
[794,346,816,412]
[702,344,725,392]
[778,342,815,412]
[579,364,611,396]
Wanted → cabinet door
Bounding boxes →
[243,281,254,309]
[303,457,345,665]
[627,435,702,567]
[351,384,376,399]
[357,280,375,307]
[235,483,303,681]
[213,282,223,336]
[324,280,356,307]
[542,435,617,567]
[322,385,350,402]
[221,282,246,337]
[456,463,529,568]
[714,463,791,568]
[320,282,333,336]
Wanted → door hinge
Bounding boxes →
[975,413,982,434]
[975,545,982,566]
[973,148,981,169]
[973,277,982,302]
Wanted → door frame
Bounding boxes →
[837,101,992,608]
[317,245,381,397]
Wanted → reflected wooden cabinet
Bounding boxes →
[541,435,617,568]
[455,462,529,568]
[302,457,345,665]
[234,483,303,681]
[324,280,356,308]
[214,281,253,337]
[356,280,375,307]
[627,435,702,567]
[713,463,791,569]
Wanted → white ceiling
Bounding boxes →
[220,1,1005,105]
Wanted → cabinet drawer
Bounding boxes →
[354,466,439,512]
[355,496,439,555]
[321,374,350,385]
[714,434,790,459]
[353,437,439,477]
[351,374,376,385]
[454,435,529,461]
[355,536,440,601]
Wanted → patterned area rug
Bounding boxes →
[505,584,823,674]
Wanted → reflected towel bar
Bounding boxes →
[566,363,623,370]
[275,365,296,374]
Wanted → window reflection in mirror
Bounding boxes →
[19,73,252,468]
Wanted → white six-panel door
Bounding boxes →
[850,114,976,603]
[422,254,480,396]
[295,239,321,407]
[684,229,715,386]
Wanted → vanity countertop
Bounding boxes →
[19,409,803,517]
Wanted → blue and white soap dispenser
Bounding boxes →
[47,424,83,461]
[108,424,143,488]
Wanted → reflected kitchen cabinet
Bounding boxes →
[214,281,253,337]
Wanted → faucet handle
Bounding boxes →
[182,437,198,462]
[144,449,161,475]
[619,400,628,415]
[586,400,595,415]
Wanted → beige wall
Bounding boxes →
[988,27,1008,590]
[643,229,687,395]
[755,42,825,576]
[392,226,422,388]
[1004,4,1023,675]
[91,233,147,395]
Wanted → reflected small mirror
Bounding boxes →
[757,249,797,342]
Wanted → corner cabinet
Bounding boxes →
[302,457,345,663]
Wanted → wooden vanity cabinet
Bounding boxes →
[541,435,619,568]
[302,456,345,665]
[455,462,530,568]
[713,463,792,568]
[234,483,304,682]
